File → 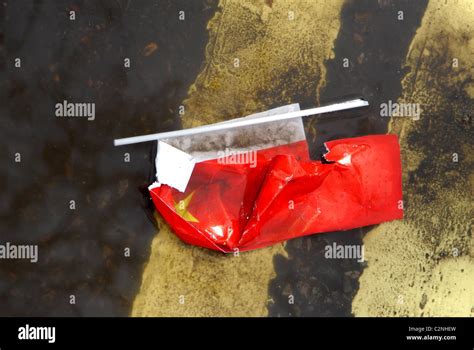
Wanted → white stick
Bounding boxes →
[114,98,368,146]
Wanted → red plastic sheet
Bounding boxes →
[150,134,403,252]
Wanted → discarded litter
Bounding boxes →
[114,99,403,252]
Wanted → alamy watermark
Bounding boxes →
[325,242,364,262]
[217,148,257,168]
[18,324,55,343]
[0,242,38,263]
[55,100,95,121]
[380,100,420,120]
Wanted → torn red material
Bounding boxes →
[149,134,403,252]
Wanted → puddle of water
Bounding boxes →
[0,0,216,316]
[2,0,470,318]
[268,0,429,316]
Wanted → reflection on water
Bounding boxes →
[1,0,216,316]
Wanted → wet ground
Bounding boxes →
[1,0,472,316]
[268,0,429,316]
[1,0,215,316]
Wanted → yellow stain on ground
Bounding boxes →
[182,0,344,128]
[132,0,344,316]
[353,0,474,317]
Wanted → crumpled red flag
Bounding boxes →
[149,134,403,252]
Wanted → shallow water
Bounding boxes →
[1,0,216,316]
[1,0,472,317]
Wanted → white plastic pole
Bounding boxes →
[114,98,368,146]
